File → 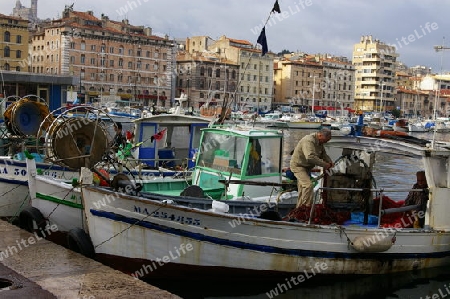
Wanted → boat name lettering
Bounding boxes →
[1,167,7,174]
[133,206,200,225]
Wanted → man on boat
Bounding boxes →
[290,128,334,208]
[404,170,429,228]
[111,122,127,152]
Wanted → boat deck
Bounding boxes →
[0,220,180,299]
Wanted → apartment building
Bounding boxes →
[176,50,239,110]
[205,36,274,112]
[0,13,29,72]
[29,6,175,106]
[273,55,322,112]
[353,35,398,112]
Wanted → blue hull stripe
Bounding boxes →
[0,177,28,185]
[90,209,450,260]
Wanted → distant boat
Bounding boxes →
[286,114,323,129]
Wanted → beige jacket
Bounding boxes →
[290,132,332,170]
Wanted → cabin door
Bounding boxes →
[138,123,158,167]
[188,123,208,168]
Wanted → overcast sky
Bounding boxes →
[1,0,449,73]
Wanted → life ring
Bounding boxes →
[19,207,47,235]
[67,228,95,258]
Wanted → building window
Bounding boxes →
[16,35,21,44]
[119,58,123,67]
[128,49,133,55]
[109,60,114,67]
[109,46,114,53]
[4,31,10,42]
[70,56,75,63]
[208,67,212,77]
[90,58,95,65]
[16,50,21,58]
[154,62,159,70]
[119,46,124,54]
[146,51,150,58]
[4,63,10,70]
[81,42,85,50]
[81,54,85,64]
[128,61,133,69]
[4,46,10,57]
[16,66,20,72]
[216,68,220,78]
[91,45,96,51]
[200,66,205,76]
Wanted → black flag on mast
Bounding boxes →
[271,0,281,13]
[257,27,268,56]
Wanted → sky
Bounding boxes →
[1,0,449,73]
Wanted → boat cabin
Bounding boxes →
[192,125,284,199]
[132,114,211,169]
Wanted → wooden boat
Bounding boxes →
[77,126,450,278]
[24,124,298,256]
[5,102,210,221]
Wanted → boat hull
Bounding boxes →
[82,187,450,278]
[0,157,78,218]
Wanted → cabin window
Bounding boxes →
[197,132,281,175]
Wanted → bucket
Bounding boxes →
[212,200,229,213]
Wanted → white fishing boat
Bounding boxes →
[286,114,323,129]
[408,119,429,132]
[24,124,298,256]
[79,128,450,278]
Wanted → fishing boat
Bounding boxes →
[24,123,298,256]
[5,98,210,221]
[286,114,323,129]
[0,95,80,221]
[79,126,450,278]
[20,101,212,228]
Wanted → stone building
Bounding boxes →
[29,6,176,106]
[0,13,30,72]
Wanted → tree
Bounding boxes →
[391,108,401,118]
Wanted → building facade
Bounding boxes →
[353,35,398,112]
[29,6,175,106]
[0,13,29,72]
[176,51,239,110]
[207,36,274,112]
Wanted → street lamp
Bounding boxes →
[311,75,318,115]
[379,83,384,114]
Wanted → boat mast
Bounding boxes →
[432,37,448,148]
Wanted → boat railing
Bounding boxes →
[311,186,427,227]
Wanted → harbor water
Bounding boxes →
[147,128,450,299]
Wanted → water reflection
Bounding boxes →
[149,266,450,299]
